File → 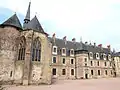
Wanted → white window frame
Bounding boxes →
[52,46,57,55]
[103,53,106,60]
[62,57,66,65]
[62,48,66,56]
[70,68,75,76]
[89,52,93,59]
[108,54,111,61]
[96,53,100,60]
[70,49,74,56]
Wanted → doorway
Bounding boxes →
[85,74,88,79]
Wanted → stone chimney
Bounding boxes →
[72,38,76,42]
[63,36,67,45]
[107,45,111,50]
[85,41,88,45]
[52,33,56,43]
[94,43,96,47]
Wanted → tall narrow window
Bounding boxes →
[18,36,26,60]
[62,69,66,75]
[91,61,93,66]
[71,69,74,75]
[91,70,93,75]
[105,70,107,75]
[63,58,65,64]
[98,70,100,75]
[105,62,107,66]
[32,38,41,61]
[71,59,74,64]
[97,61,100,66]
[53,57,56,63]
[10,71,12,77]
[52,68,56,75]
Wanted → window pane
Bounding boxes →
[52,68,56,75]
[71,69,74,75]
[53,57,56,63]
[62,69,66,75]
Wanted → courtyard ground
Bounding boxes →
[6,78,120,90]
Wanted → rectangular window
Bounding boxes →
[63,58,65,64]
[98,70,100,75]
[84,58,87,62]
[10,71,12,77]
[71,50,74,55]
[52,68,56,75]
[62,49,65,54]
[105,62,107,66]
[71,69,74,75]
[105,70,107,75]
[91,61,93,66]
[62,69,66,75]
[85,63,87,66]
[97,61,100,66]
[53,47,57,52]
[53,57,56,63]
[71,59,74,64]
[91,70,93,75]
[111,70,113,75]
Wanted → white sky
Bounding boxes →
[0,0,120,51]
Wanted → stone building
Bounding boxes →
[0,2,118,85]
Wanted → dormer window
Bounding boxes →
[70,49,74,56]
[89,52,93,59]
[108,54,111,61]
[103,54,106,60]
[62,48,66,56]
[52,46,57,55]
[96,53,100,59]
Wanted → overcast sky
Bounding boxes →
[0,0,120,51]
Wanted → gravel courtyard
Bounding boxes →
[7,78,120,90]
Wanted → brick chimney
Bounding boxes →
[98,44,102,48]
[107,45,111,50]
[94,43,96,47]
[85,41,88,45]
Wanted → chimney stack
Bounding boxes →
[98,44,102,48]
[72,38,76,42]
[94,43,96,47]
[107,45,111,50]
[52,33,56,43]
[85,41,88,45]
[63,36,67,45]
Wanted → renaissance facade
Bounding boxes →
[0,2,119,85]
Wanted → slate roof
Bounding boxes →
[48,37,110,54]
[24,16,45,34]
[0,14,22,30]
[24,2,31,21]
[113,52,120,57]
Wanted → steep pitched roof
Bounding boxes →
[0,14,22,30]
[24,16,45,33]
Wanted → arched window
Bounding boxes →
[32,38,41,61]
[18,36,26,60]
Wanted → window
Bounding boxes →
[89,52,93,58]
[62,48,66,54]
[62,69,66,75]
[63,58,65,64]
[18,36,26,60]
[91,61,93,66]
[103,54,106,60]
[110,62,111,66]
[71,50,74,55]
[97,61,100,66]
[85,63,87,66]
[84,58,87,62]
[105,70,107,75]
[105,62,107,66]
[52,68,56,75]
[52,46,57,54]
[53,57,56,63]
[53,47,57,52]
[71,59,74,64]
[96,54,99,57]
[71,69,74,75]
[10,71,12,77]
[91,70,93,75]
[111,70,113,75]
[98,70,101,75]
[32,38,41,61]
